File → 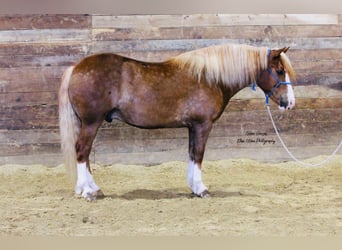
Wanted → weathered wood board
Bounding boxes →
[0,14,341,166]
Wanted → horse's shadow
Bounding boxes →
[104,189,252,200]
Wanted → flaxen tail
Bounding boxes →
[58,66,79,183]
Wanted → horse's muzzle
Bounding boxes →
[279,97,295,110]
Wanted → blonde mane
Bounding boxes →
[169,44,269,88]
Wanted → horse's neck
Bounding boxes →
[220,78,254,99]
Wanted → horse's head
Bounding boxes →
[258,47,296,110]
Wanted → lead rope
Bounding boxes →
[266,105,342,167]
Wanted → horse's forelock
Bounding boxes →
[280,52,296,82]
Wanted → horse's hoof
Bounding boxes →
[84,193,97,202]
[86,190,105,201]
[199,190,210,198]
[95,189,105,199]
[191,190,210,198]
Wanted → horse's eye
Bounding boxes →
[276,69,285,75]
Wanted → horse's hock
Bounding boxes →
[1,14,342,166]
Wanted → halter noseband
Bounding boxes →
[252,49,292,106]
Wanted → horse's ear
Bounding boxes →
[270,47,289,62]
[282,47,290,53]
[270,48,285,61]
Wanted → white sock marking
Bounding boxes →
[75,162,100,199]
[86,169,100,191]
[187,161,207,195]
[187,161,195,189]
[75,162,87,195]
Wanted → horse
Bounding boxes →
[58,43,296,200]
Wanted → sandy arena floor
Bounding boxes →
[0,156,341,236]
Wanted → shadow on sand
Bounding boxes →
[104,189,257,200]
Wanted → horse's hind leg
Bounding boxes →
[75,122,104,201]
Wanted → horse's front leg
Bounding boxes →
[75,123,104,201]
[187,121,212,198]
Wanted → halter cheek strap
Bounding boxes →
[265,67,292,106]
[251,48,292,106]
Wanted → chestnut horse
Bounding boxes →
[59,44,296,200]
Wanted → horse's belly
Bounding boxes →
[112,99,187,128]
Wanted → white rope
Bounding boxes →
[266,106,342,167]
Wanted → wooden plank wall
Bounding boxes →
[0,14,341,166]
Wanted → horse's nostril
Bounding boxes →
[279,100,288,108]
